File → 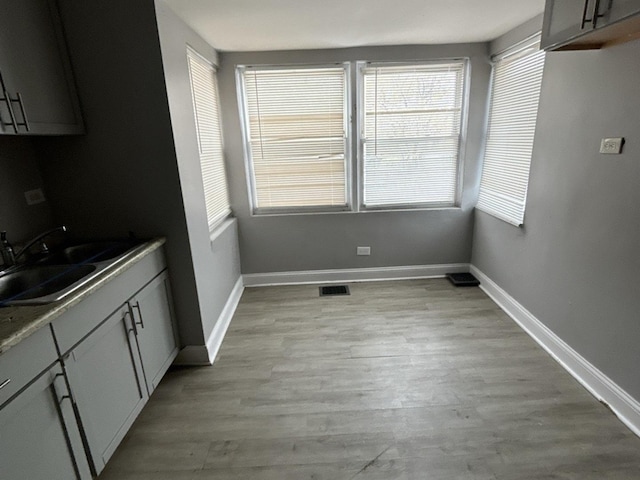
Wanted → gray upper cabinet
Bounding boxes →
[131,272,179,395]
[0,0,83,135]
[601,0,640,26]
[542,0,640,50]
[542,0,594,49]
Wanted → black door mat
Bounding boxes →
[446,272,480,287]
[319,285,350,296]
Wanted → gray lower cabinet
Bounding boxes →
[130,272,179,395]
[62,303,148,475]
[0,0,83,135]
[1,246,177,478]
[0,361,91,480]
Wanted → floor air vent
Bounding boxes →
[446,272,480,287]
[319,285,350,296]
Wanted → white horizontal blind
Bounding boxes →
[361,62,465,208]
[187,47,231,229]
[477,36,545,226]
[240,65,348,211]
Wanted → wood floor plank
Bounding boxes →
[98,279,640,479]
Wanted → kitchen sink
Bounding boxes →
[0,239,143,306]
[0,265,96,303]
[40,241,138,265]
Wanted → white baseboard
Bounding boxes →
[205,277,244,364]
[242,263,469,287]
[174,277,244,366]
[470,265,640,437]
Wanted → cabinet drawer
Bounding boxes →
[0,326,57,408]
[52,248,167,355]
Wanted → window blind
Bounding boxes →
[239,65,349,212]
[477,36,545,226]
[360,62,465,208]
[187,47,231,229]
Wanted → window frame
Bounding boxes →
[186,45,232,231]
[236,62,353,216]
[476,34,545,227]
[356,59,470,212]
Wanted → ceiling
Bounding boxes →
[163,0,545,52]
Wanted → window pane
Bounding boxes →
[477,37,545,226]
[361,62,465,208]
[187,48,231,229]
[239,66,349,211]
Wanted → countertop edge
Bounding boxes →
[0,237,166,355]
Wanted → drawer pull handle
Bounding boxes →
[581,0,607,29]
[0,71,29,133]
[15,92,30,132]
[53,373,71,404]
[0,71,19,134]
[0,378,10,390]
[132,302,145,329]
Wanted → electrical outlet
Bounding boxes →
[600,137,624,154]
[24,188,46,205]
[357,246,371,256]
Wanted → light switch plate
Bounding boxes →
[24,188,46,205]
[600,137,624,154]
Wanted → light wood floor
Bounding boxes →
[99,279,640,479]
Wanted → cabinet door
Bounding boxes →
[0,0,83,135]
[0,363,91,480]
[542,0,598,48]
[64,305,148,475]
[131,272,179,395]
[599,0,640,27]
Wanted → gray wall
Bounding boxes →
[154,0,241,343]
[490,14,543,56]
[0,137,54,248]
[35,0,203,347]
[218,44,491,274]
[472,35,640,399]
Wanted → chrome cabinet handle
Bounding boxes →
[582,0,607,29]
[132,302,145,329]
[52,373,71,404]
[581,0,590,28]
[123,309,137,335]
[591,0,609,28]
[15,92,29,132]
[0,71,29,133]
[0,71,19,134]
[0,378,11,390]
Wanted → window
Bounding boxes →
[237,64,350,214]
[477,35,545,226]
[359,61,466,209]
[187,47,231,229]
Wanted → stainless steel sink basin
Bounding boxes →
[0,239,143,306]
[41,241,137,265]
[0,265,96,303]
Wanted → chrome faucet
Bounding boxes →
[2,226,67,267]
[1,231,15,267]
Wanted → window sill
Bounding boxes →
[475,206,523,228]
[209,216,236,244]
[250,206,462,218]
